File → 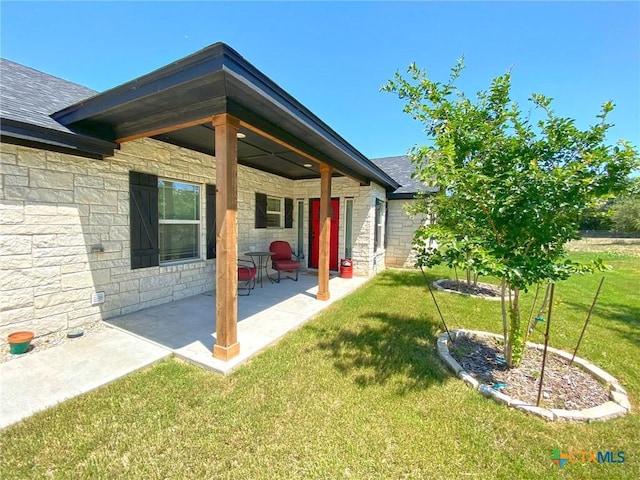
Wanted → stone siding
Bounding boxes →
[0,139,298,341]
[293,178,386,277]
[1,138,386,341]
[385,199,429,268]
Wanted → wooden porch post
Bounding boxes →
[317,164,332,301]
[212,114,240,361]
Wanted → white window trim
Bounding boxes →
[158,179,203,265]
[345,197,354,258]
[375,198,385,252]
[266,195,284,228]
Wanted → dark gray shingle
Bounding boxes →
[370,155,438,196]
[0,58,96,134]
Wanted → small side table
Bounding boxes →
[244,252,274,288]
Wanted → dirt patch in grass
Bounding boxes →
[449,334,610,410]
[567,237,640,256]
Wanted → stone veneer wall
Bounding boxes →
[293,178,386,277]
[384,199,429,268]
[0,138,299,341]
[0,137,387,342]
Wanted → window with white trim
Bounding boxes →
[297,199,304,257]
[374,198,385,251]
[345,198,354,258]
[158,179,201,263]
[266,196,283,228]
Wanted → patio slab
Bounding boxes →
[107,273,368,374]
[0,328,170,430]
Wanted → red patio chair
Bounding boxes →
[238,259,257,295]
[269,240,301,282]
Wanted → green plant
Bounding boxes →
[1,254,638,479]
[610,195,640,233]
[383,59,639,367]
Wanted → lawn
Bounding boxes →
[1,252,638,479]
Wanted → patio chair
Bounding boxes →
[238,259,258,295]
[269,240,301,282]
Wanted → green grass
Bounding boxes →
[1,253,638,479]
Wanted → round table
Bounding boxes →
[244,252,274,288]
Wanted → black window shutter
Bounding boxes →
[284,197,293,228]
[206,184,216,259]
[130,171,159,269]
[255,192,267,229]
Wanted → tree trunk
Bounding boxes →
[505,283,514,367]
[537,282,551,319]
[507,287,524,368]
[501,279,508,362]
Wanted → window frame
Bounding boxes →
[297,199,305,257]
[345,198,354,258]
[374,198,385,252]
[158,178,203,265]
[266,195,284,229]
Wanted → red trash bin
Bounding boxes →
[340,259,353,278]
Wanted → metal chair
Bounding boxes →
[238,259,258,295]
[269,241,301,282]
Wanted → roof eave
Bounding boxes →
[51,43,399,191]
[0,117,117,159]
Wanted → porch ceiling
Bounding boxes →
[52,43,399,188]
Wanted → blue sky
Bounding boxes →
[1,1,638,160]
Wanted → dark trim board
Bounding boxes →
[387,191,438,200]
[0,118,117,159]
[48,43,399,191]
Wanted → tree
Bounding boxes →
[578,201,613,231]
[610,195,640,233]
[383,59,639,367]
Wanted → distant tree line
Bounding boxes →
[580,180,640,233]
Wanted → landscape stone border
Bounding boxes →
[437,329,631,422]
[432,279,504,301]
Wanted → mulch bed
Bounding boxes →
[437,279,502,298]
[449,334,610,410]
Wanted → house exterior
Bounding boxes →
[371,156,437,268]
[0,43,429,358]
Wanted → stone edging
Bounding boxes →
[437,329,631,422]
[432,280,503,301]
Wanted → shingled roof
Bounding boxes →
[0,48,399,189]
[0,58,117,157]
[0,58,97,133]
[370,155,438,198]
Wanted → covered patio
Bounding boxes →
[106,272,368,374]
[51,42,398,363]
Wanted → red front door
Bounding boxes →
[310,198,339,270]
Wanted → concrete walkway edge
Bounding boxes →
[0,327,170,430]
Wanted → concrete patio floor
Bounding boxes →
[107,272,368,374]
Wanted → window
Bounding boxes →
[374,198,385,251]
[158,179,201,263]
[266,196,283,228]
[130,172,213,270]
[256,193,293,229]
[297,200,304,257]
[345,198,354,258]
